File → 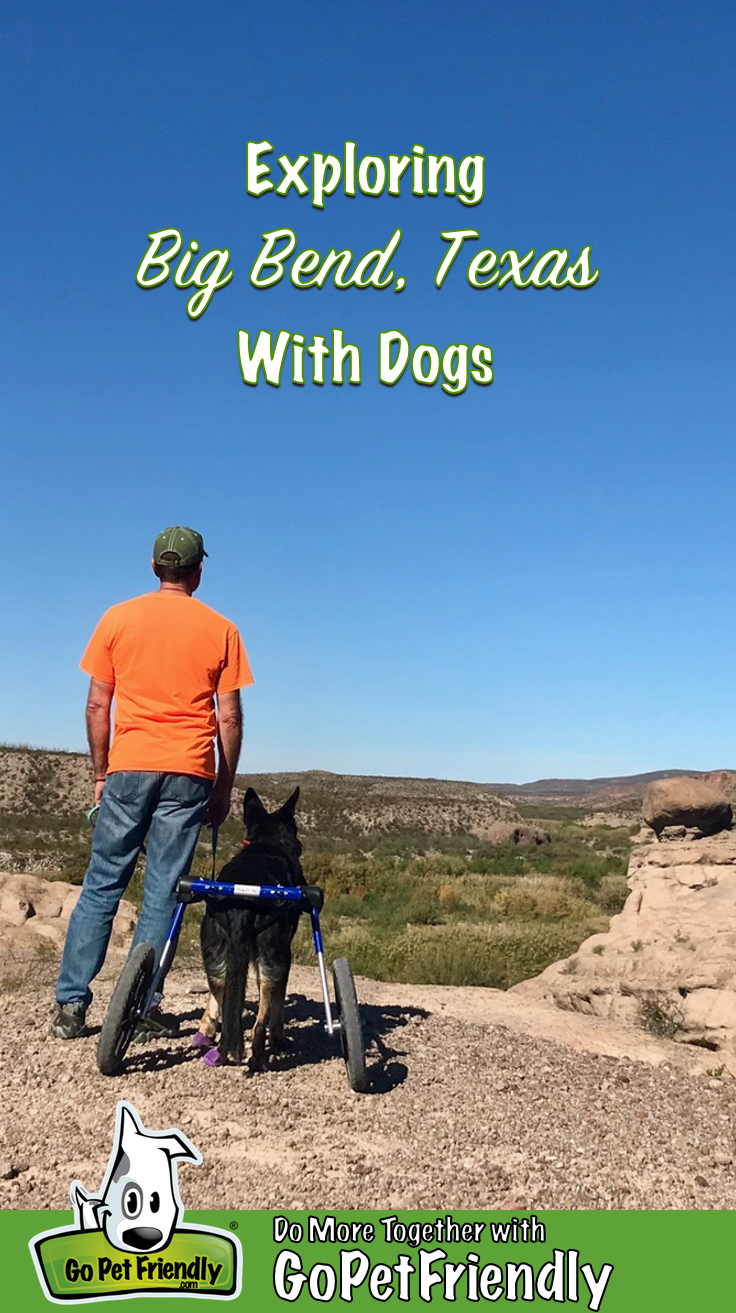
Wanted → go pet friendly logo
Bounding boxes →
[30,1101,241,1302]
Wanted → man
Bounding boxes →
[51,526,253,1039]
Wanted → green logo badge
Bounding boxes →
[29,1101,241,1302]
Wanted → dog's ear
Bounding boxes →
[279,786,300,818]
[243,787,267,831]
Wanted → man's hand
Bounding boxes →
[94,777,106,807]
[208,778,232,828]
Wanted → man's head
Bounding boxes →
[152,526,207,591]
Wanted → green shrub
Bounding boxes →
[638,994,683,1039]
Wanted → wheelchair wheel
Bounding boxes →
[332,957,367,1092]
[97,943,156,1076]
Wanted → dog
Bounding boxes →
[196,786,304,1071]
[71,1101,200,1253]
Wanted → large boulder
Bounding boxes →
[482,821,551,846]
[642,777,731,837]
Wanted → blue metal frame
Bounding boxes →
[142,878,335,1033]
[187,879,305,901]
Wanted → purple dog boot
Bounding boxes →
[202,1046,225,1067]
[192,1031,216,1051]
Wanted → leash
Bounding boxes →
[210,823,218,879]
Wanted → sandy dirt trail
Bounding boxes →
[1,962,735,1212]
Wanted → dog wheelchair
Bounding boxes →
[96,872,368,1092]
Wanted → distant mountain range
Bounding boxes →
[487,770,712,804]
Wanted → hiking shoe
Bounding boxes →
[50,1001,87,1039]
[132,1008,179,1043]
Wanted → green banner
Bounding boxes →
[3,1208,734,1310]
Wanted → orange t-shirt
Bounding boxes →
[80,592,254,779]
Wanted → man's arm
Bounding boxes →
[210,690,243,826]
[86,677,114,805]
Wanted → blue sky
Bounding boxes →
[1,2,734,782]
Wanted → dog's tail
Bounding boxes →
[220,913,251,1064]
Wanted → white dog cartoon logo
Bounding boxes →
[70,1101,201,1254]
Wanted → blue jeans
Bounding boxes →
[56,771,213,1008]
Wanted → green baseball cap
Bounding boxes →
[152,526,208,567]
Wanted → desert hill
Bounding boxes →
[0,745,521,843]
[4,743,732,818]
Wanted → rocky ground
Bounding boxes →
[1,961,735,1212]
[2,759,735,1214]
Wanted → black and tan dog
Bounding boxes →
[195,786,304,1071]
